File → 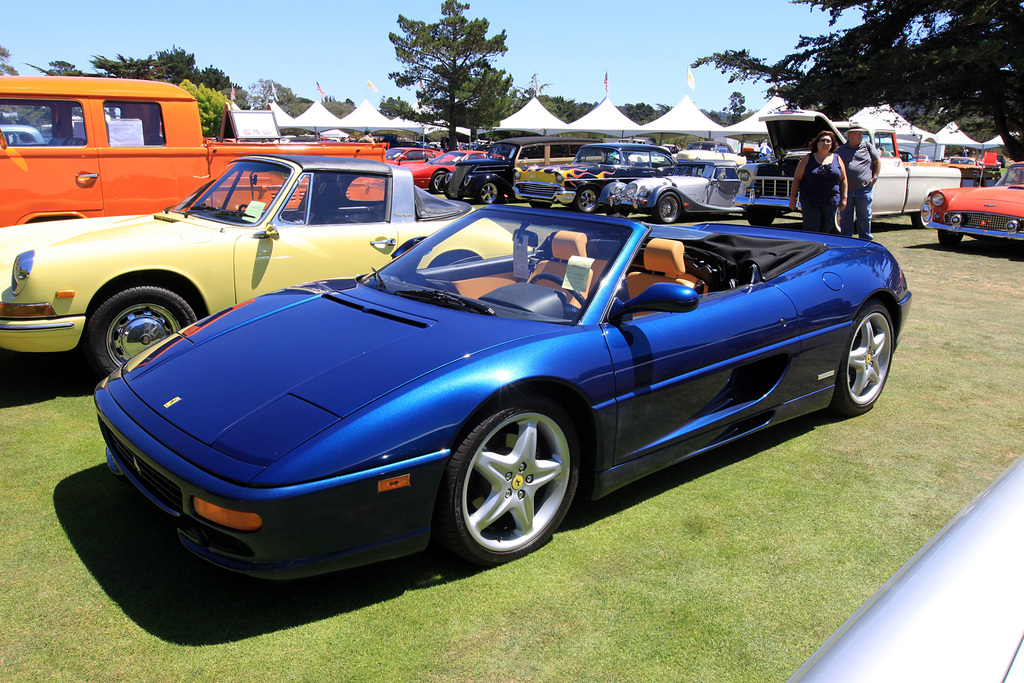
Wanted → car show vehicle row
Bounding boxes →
[512,142,678,213]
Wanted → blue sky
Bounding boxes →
[4,0,861,114]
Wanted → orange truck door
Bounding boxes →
[0,97,103,225]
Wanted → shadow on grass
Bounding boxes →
[54,411,831,645]
[54,465,478,646]
[564,411,831,530]
[0,348,98,408]
[904,235,1024,261]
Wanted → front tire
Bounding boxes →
[572,185,600,213]
[653,193,682,224]
[829,302,893,416]
[476,181,502,205]
[83,286,196,376]
[937,230,964,247]
[433,395,579,565]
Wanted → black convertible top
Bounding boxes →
[414,188,471,220]
[694,233,827,281]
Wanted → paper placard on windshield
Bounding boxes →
[243,201,266,222]
[564,255,595,294]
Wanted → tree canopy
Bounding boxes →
[696,0,1024,159]
[1,45,18,76]
[389,0,516,145]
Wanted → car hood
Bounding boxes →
[947,185,1024,210]
[0,212,223,260]
[120,285,545,471]
[762,111,844,158]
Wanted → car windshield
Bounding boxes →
[671,163,713,178]
[428,151,466,165]
[996,164,1024,186]
[487,143,516,160]
[172,159,292,224]
[364,209,633,324]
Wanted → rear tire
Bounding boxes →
[829,302,893,416]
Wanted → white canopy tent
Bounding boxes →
[493,96,567,134]
[927,122,983,148]
[640,95,725,138]
[334,99,400,133]
[552,97,645,137]
[851,104,938,158]
[721,96,789,137]
[268,101,296,128]
[288,101,345,134]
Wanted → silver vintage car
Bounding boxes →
[600,160,741,223]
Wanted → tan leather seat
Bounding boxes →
[626,238,702,298]
[529,230,593,299]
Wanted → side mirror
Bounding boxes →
[253,225,279,240]
[609,282,699,322]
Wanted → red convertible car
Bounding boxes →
[922,162,1024,247]
[403,150,488,192]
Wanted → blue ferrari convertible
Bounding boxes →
[95,206,911,578]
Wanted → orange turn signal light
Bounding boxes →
[55,290,75,299]
[378,474,411,493]
[192,497,263,531]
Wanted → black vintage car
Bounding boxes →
[444,136,598,204]
[513,143,677,213]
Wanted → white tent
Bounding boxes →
[493,96,567,134]
[268,101,296,128]
[288,101,345,134]
[640,95,725,137]
[850,104,932,138]
[554,97,645,136]
[927,122,983,148]
[982,135,1005,149]
[334,99,399,132]
[721,96,789,136]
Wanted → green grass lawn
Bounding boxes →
[2,213,1022,682]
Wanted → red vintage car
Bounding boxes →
[384,147,440,166]
[402,150,487,192]
[922,162,1024,247]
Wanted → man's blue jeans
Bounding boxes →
[840,188,873,239]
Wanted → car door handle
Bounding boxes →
[370,238,396,247]
[77,172,99,181]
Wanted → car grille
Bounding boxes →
[447,166,469,198]
[517,182,558,199]
[101,422,183,514]
[754,178,792,198]
[953,212,1017,232]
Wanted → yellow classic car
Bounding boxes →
[1,154,471,374]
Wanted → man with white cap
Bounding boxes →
[836,124,881,240]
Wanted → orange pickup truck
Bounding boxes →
[0,76,386,226]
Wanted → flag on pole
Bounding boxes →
[366,79,378,93]
[686,69,696,91]
[604,71,609,94]
[270,81,278,102]
[532,73,539,96]
[230,86,236,101]
[316,81,326,100]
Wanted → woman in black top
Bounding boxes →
[789,131,848,233]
